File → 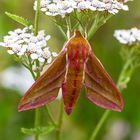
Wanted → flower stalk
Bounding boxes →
[34,0,40,36]
[88,13,112,40]
[45,106,57,126]
[56,101,64,140]
[34,0,41,140]
[34,109,40,140]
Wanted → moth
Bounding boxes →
[18,30,123,115]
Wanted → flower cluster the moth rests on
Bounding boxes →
[18,30,124,115]
[34,0,129,18]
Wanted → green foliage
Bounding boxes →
[5,12,32,26]
[21,125,55,135]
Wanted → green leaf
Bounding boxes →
[21,125,55,136]
[5,12,32,26]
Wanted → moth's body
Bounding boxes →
[63,31,90,114]
[18,30,123,115]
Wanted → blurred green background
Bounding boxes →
[0,0,140,140]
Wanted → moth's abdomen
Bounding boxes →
[62,45,88,114]
[62,59,84,115]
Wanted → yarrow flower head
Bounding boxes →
[0,26,57,63]
[34,0,129,18]
[114,28,140,46]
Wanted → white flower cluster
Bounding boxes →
[34,0,129,18]
[0,67,34,93]
[0,26,57,63]
[114,28,140,46]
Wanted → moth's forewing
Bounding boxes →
[62,31,90,115]
[18,49,67,112]
[84,51,124,112]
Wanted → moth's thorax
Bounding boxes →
[67,39,89,69]
[66,31,90,71]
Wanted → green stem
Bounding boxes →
[34,0,40,36]
[88,13,100,40]
[34,0,41,78]
[35,60,41,79]
[89,110,110,140]
[47,17,67,40]
[89,57,135,140]
[56,101,64,140]
[34,1,41,140]
[45,105,57,126]
[57,25,67,40]
[88,13,112,40]
[29,68,36,80]
[73,10,85,31]
[34,109,40,140]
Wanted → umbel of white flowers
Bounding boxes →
[34,0,130,18]
[0,26,57,63]
[114,28,140,46]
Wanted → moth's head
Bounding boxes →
[73,30,83,38]
[67,30,88,47]
[65,30,90,59]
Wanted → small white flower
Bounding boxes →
[47,56,52,64]
[0,42,5,47]
[114,28,140,46]
[28,43,37,51]
[45,35,51,41]
[7,50,15,55]
[42,48,51,59]
[77,1,91,11]
[46,3,60,16]
[52,52,58,57]
[30,36,38,43]
[38,47,52,62]
[90,0,105,11]
[38,57,45,63]
[31,53,39,59]
[58,1,75,17]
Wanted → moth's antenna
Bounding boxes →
[84,29,88,39]
[67,27,70,39]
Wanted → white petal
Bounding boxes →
[45,35,51,41]
[41,8,47,12]
[17,52,24,56]
[0,42,5,47]
[38,57,45,63]
[31,53,38,59]
[29,25,33,30]
[7,50,14,55]
[122,5,129,11]
[52,52,58,57]
[47,57,52,64]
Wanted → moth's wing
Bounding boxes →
[18,49,67,112]
[84,51,123,112]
